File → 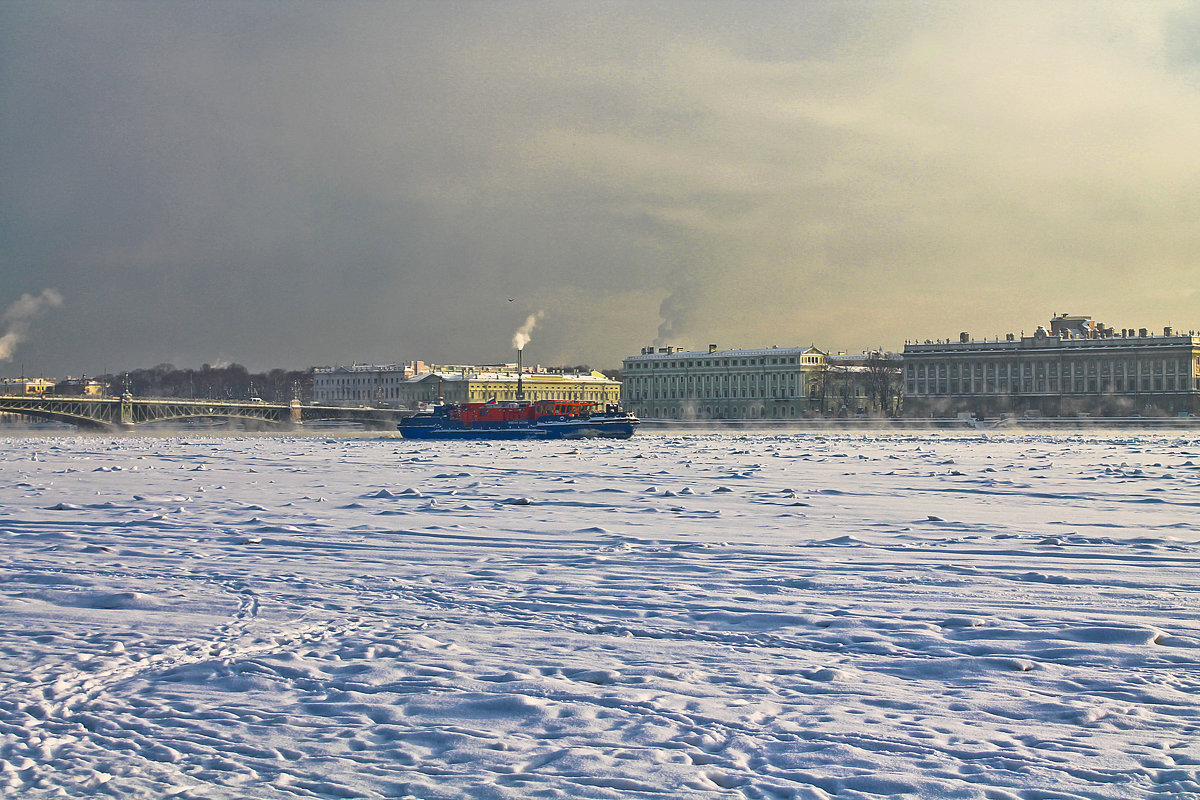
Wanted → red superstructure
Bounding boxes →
[399,398,638,439]
[447,399,597,428]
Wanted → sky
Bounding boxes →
[4,1,1200,376]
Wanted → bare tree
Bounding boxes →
[808,359,829,414]
[864,351,903,416]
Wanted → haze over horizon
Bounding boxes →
[4,1,1200,376]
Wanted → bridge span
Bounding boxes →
[0,394,411,430]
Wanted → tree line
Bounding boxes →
[79,364,315,403]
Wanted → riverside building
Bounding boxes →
[621,344,841,420]
[902,314,1200,417]
[0,377,55,395]
[312,363,425,405]
[314,362,619,409]
[399,369,620,408]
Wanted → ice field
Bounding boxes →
[1,431,1198,799]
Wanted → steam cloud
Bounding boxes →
[654,284,701,348]
[512,312,542,351]
[0,289,64,362]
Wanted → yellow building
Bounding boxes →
[57,377,106,396]
[461,370,619,404]
[0,377,55,395]
[390,369,620,410]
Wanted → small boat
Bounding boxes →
[397,399,639,440]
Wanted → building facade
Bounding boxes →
[447,370,620,406]
[621,345,833,420]
[312,363,426,405]
[0,377,55,395]
[314,363,620,409]
[55,377,105,396]
[903,315,1200,417]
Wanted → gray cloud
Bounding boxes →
[4,2,1200,376]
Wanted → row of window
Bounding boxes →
[317,376,409,387]
[908,358,1195,381]
[910,375,1194,396]
[315,387,615,403]
[467,390,613,402]
[314,386,407,401]
[625,354,822,370]
[624,372,812,401]
[907,355,1200,396]
[629,405,805,420]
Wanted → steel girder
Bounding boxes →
[0,395,406,429]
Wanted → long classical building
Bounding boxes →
[312,363,423,405]
[621,344,883,420]
[406,369,620,407]
[903,314,1200,417]
[314,363,620,409]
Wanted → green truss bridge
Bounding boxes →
[0,394,411,431]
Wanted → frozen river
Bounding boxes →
[1,431,1198,799]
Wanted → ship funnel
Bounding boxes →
[516,348,524,400]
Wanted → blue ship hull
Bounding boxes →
[398,415,638,440]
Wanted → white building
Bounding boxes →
[621,345,830,420]
[903,314,1200,417]
[312,363,425,405]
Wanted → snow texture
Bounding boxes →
[1,432,1198,799]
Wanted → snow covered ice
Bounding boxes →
[1,431,1198,799]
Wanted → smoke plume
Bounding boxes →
[512,312,542,351]
[654,284,701,347]
[0,289,64,362]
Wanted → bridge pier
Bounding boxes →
[119,392,135,430]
